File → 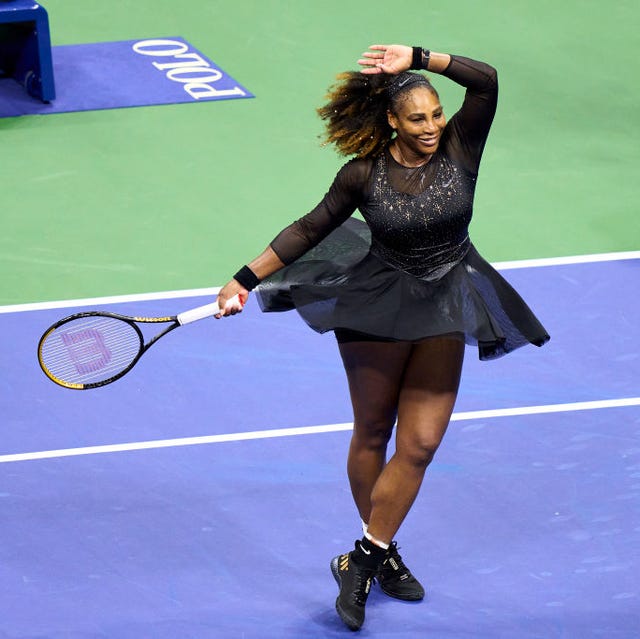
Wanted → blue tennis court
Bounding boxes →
[1,256,638,638]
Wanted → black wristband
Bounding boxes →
[410,47,430,70]
[410,47,422,70]
[233,265,260,291]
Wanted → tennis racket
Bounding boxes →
[37,295,240,390]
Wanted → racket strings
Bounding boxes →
[39,316,143,385]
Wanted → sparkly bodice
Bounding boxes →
[268,55,498,277]
[361,151,475,280]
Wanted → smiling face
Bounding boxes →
[387,86,446,163]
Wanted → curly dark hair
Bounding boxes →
[317,71,438,159]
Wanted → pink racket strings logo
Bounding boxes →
[60,328,112,375]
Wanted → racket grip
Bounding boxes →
[177,295,240,325]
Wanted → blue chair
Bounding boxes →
[0,0,55,101]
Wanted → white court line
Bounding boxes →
[0,287,222,315]
[0,250,638,315]
[1,397,639,464]
[491,250,640,270]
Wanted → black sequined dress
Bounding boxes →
[256,55,549,360]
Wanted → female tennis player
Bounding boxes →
[215,43,549,631]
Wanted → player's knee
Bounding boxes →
[352,418,394,450]
[398,431,443,468]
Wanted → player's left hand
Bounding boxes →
[358,44,413,75]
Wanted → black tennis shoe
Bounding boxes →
[376,542,425,601]
[330,543,378,631]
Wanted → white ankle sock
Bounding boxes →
[364,530,390,551]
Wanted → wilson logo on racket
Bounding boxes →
[37,295,240,390]
[60,328,113,374]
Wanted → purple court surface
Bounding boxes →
[1,257,639,638]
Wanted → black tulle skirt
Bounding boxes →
[256,218,550,360]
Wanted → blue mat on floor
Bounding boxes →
[0,37,253,118]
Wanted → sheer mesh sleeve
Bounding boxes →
[269,159,373,265]
[441,55,498,173]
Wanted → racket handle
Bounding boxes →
[176,295,241,325]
